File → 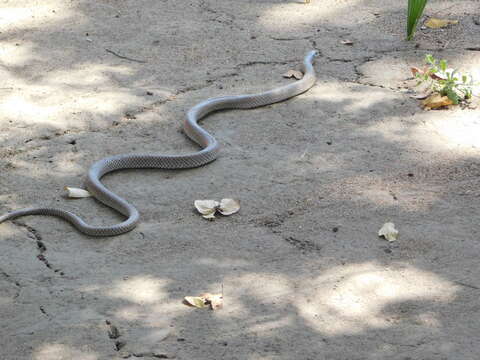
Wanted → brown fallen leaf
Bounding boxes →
[201,293,224,310]
[411,66,422,77]
[283,69,303,80]
[422,93,454,109]
[340,39,354,45]
[425,18,458,29]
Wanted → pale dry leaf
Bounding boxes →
[378,222,399,242]
[202,211,216,220]
[422,93,454,109]
[425,18,458,29]
[430,68,455,81]
[218,198,240,216]
[340,39,354,45]
[282,69,303,80]
[201,293,224,310]
[194,200,220,214]
[184,296,207,308]
[194,200,219,219]
[65,187,91,198]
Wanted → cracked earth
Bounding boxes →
[1,0,480,359]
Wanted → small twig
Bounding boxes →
[105,49,147,63]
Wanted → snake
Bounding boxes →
[0,50,318,236]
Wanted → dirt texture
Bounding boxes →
[1,0,480,359]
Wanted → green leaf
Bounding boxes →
[462,75,467,83]
[407,0,429,40]
[445,88,459,104]
[439,59,447,72]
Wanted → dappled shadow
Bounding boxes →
[1,0,479,359]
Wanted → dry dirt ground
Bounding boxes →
[1,1,480,359]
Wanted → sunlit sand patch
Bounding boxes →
[34,344,98,360]
[0,84,145,127]
[0,42,39,66]
[0,3,76,30]
[107,275,170,305]
[219,273,293,317]
[46,64,134,87]
[258,0,353,28]
[258,0,401,30]
[295,263,458,335]
[0,61,172,129]
[429,112,480,149]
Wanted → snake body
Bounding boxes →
[0,51,317,236]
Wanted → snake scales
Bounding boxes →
[0,51,318,236]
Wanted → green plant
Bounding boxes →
[407,0,428,40]
[414,54,475,104]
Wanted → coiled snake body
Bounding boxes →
[0,51,317,236]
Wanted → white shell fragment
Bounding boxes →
[378,222,399,242]
[282,69,304,80]
[218,198,240,216]
[194,198,240,219]
[65,187,91,198]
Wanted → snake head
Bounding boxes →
[305,50,318,64]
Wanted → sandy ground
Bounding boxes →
[1,0,480,359]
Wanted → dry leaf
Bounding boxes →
[65,187,91,198]
[422,93,454,109]
[340,39,354,45]
[184,296,207,308]
[194,199,240,219]
[378,222,399,242]
[202,212,216,220]
[283,69,303,80]
[430,68,456,81]
[184,293,223,310]
[411,66,422,76]
[194,200,219,219]
[218,198,240,216]
[425,18,458,29]
[201,293,224,310]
